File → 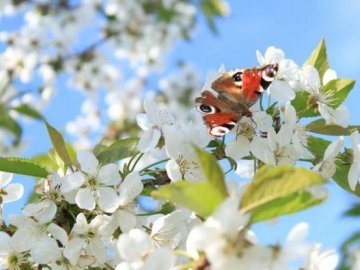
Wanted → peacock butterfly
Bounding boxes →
[195,64,278,137]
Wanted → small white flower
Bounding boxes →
[302,66,349,128]
[348,130,360,190]
[163,125,203,182]
[61,150,121,213]
[64,213,110,266]
[105,172,144,234]
[136,97,175,153]
[271,222,312,269]
[284,103,313,159]
[250,126,300,165]
[0,172,24,204]
[313,136,344,180]
[0,231,30,270]
[9,215,66,264]
[149,210,190,249]
[256,47,300,102]
[304,244,339,270]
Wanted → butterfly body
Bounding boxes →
[195,64,278,137]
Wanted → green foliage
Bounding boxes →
[12,104,43,120]
[137,202,176,216]
[323,79,356,109]
[292,91,318,118]
[304,38,329,78]
[240,165,326,223]
[307,136,360,196]
[307,136,331,159]
[195,146,227,197]
[0,156,48,178]
[344,203,360,217]
[152,181,226,218]
[0,106,22,144]
[200,0,228,33]
[152,147,229,218]
[306,119,360,136]
[96,137,139,164]
[339,232,360,270]
[45,121,74,168]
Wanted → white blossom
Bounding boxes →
[302,66,349,128]
[256,46,300,102]
[61,150,121,213]
[348,131,360,190]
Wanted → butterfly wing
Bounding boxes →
[195,91,240,137]
[211,64,278,107]
[195,64,278,137]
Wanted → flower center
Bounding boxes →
[7,252,27,270]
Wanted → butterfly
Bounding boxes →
[195,64,278,137]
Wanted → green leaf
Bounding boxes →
[11,104,43,120]
[96,137,139,164]
[250,190,325,223]
[306,119,360,136]
[152,181,226,218]
[241,165,326,222]
[195,147,227,197]
[0,157,48,178]
[323,79,355,108]
[33,153,60,171]
[307,137,360,196]
[343,203,360,217]
[137,202,176,216]
[307,136,331,159]
[333,153,360,196]
[45,122,73,167]
[0,107,22,143]
[304,38,329,78]
[200,0,229,33]
[291,91,319,118]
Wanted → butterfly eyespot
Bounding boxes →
[210,126,231,137]
[232,72,243,82]
[197,104,217,114]
[262,64,278,82]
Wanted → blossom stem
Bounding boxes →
[129,153,144,172]
[139,159,170,174]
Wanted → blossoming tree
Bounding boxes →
[0,1,359,269]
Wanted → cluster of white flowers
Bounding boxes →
[1,1,359,267]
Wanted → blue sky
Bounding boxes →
[2,0,360,253]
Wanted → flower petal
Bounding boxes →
[348,162,359,191]
[303,65,321,93]
[166,159,182,182]
[0,172,13,187]
[97,187,121,213]
[116,210,137,232]
[225,136,251,160]
[2,183,24,203]
[22,199,57,223]
[119,172,143,206]
[47,223,68,246]
[0,232,11,251]
[117,229,153,261]
[138,128,161,153]
[136,113,151,130]
[323,69,337,85]
[143,248,175,270]
[98,163,121,185]
[75,188,96,211]
[268,80,295,102]
[60,171,86,193]
[31,237,61,264]
[77,150,99,175]
[64,237,86,265]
